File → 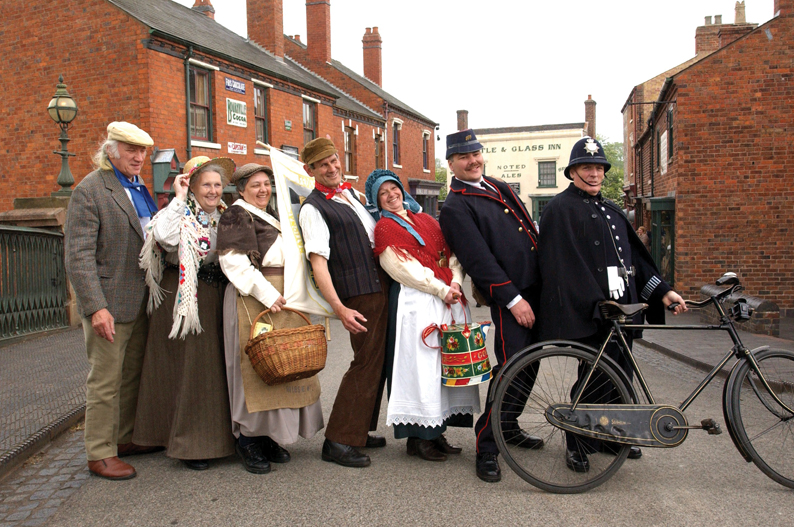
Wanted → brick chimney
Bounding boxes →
[307,0,332,64]
[584,95,596,138]
[695,15,723,55]
[192,0,215,20]
[362,27,383,87]
[775,0,793,16]
[456,110,468,131]
[248,0,284,59]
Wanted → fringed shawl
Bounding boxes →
[374,211,454,286]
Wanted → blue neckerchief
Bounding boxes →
[111,163,157,218]
[381,211,425,246]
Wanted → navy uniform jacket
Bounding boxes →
[439,176,539,308]
[537,183,671,341]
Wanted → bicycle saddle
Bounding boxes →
[598,301,648,320]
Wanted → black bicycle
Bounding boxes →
[490,273,794,493]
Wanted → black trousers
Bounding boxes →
[566,331,635,451]
[475,293,537,455]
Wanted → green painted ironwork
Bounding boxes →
[0,226,69,340]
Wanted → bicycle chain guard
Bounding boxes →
[546,404,689,448]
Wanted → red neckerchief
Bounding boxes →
[315,181,352,200]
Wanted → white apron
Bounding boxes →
[386,285,481,428]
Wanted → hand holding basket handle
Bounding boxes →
[245,307,327,386]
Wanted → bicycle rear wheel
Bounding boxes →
[729,348,794,488]
[492,347,632,493]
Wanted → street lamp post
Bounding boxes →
[47,74,78,197]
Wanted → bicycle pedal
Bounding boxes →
[701,418,722,435]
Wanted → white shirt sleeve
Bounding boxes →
[150,197,185,251]
[450,254,464,286]
[506,295,523,309]
[379,247,450,300]
[219,250,283,309]
[299,203,331,260]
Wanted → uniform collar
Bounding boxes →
[569,183,602,201]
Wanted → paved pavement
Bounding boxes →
[0,295,793,525]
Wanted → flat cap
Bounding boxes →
[231,162,273,185]
[301,137,338,166]
[106,121,153,147]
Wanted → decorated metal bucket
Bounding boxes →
[422,321,492,386]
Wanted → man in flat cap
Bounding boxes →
[537,136,686,472]
[439,129,543,483]
[299,137,388,468]
[65,121,161,480]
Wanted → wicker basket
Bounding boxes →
[244,307,327,386]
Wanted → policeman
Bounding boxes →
[537,136,687,472]
[439,129,543,483]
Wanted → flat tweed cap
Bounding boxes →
[231,162,274,185]
[301,137,338,166]
[107,121,153,147]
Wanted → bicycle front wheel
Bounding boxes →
[730,348,794,488]
[492,346,632,493]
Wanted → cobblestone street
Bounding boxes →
[0,424,87,527]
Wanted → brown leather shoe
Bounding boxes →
[433,434,462,455]
[117,443,163,457]
[407,438,447,462]
[88,457,137,480]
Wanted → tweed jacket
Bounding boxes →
[64,169,148,323]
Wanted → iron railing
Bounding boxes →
[0,225,69,340]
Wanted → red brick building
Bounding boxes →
[621,1,794,312]
[0,0,437,213]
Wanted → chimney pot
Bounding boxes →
[192,0,215,20]
[456,110,469,131]
[705,15,712,25]
[715,14,723,24]
[362,25,383,87]
[735,1,746,24]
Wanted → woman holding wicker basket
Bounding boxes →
[217,163,324,475]
[135,156,237,471]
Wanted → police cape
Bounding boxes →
[536,184,671,341]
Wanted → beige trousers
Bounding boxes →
[82,302,148,461]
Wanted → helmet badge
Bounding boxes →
[584,138,600,156]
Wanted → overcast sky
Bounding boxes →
[174,0,775,152]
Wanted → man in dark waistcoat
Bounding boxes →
[537,136,687,472]
[439,129,544,483]
[299,138,388,468]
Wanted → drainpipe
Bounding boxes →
[383,102,389,169]
[184,46,193,161]
[648,115,655,197]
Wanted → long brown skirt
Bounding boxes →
[133,267,235,460]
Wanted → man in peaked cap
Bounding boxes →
[537,136,687,472]
[65,121,161,480]
[298,137,388,468]
[439,129,544,483]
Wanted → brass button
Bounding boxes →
[519,227,523,232]
[504,208,509,214]
[531,247,535,251]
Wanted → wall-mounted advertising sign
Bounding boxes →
[228,142,247,155]
[225,77,246,94]
[226,98,247,128]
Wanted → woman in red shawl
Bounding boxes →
[367,170,481,463]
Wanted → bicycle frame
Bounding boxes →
[571,293,794,419]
